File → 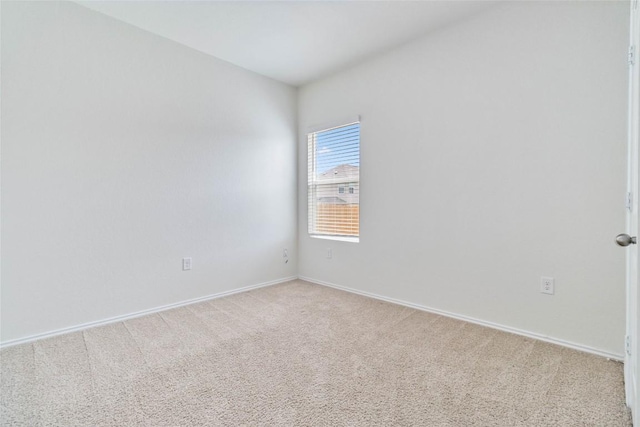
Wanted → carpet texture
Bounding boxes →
[0,280,632,426]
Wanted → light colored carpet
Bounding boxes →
[0,279,632,426]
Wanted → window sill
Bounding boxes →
[310,234,359,243]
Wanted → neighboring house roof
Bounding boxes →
[317,164,359,182]
[315,164,359,205]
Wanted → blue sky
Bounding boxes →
[315,123,360,173]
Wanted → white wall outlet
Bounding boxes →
[283,248,288,264]
[327,248,332,259]
[540,276,554,295]
[182,257,192,271]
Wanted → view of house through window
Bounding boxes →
[307,122,360,240]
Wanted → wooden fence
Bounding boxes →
[316,204,359,236]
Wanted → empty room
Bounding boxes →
[1,0,639,425]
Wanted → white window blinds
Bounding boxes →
[308,122,360,240]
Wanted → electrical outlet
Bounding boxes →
[540,276,554,295]
[283,248,288,264]
[182,257,192,271]
[327,248,332,259]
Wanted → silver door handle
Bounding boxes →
[616,234,637,246]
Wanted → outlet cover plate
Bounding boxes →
[540,276,554,295]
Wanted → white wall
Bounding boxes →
[1,1,297,343]
[298,1,629,356]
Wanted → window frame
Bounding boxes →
[307,120,360,243]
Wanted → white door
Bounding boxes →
[625,0,640,422]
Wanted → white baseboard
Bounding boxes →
[3,274,624,362]
[299,276,624,362]
[0,276,297,349]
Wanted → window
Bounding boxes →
[308,121,360,241]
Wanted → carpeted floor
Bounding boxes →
[0,280,632,426]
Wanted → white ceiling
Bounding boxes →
[77,1,498,87]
